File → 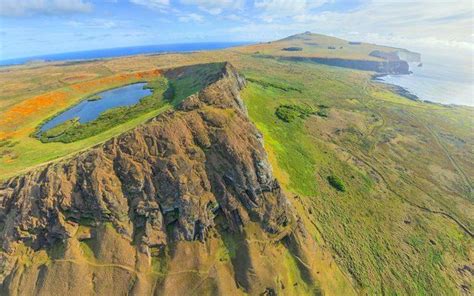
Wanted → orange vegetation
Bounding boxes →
[0,69,161,139]
[0,91,69,128]
[70,69,161,94]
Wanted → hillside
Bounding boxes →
[0,33,473,295]
[0,62,354,295]
[234,32,421,73]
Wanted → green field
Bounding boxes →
[0,34,472,295]
[239,56,473,294]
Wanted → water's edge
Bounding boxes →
[372,73,472,108]
[39,82,151,133]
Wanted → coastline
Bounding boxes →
[371,73,471,108]
[372,73,420,101]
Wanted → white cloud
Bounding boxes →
[255,0,306,14]
[234,0,473,52]
[129,0,169,10]
[178,13,204,23]
[254,0,328,22]
[224,14,244,21]
[0,0,92,16]
[326,0,473,51]
[180,0,244,15]
[66,18,119,29]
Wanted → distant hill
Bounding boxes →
[236,31,421,74]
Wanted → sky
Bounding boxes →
[0,0,473,60]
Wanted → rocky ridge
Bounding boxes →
[0,62,293,256]
[0,62,358,296]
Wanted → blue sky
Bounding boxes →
[0,0,472,60]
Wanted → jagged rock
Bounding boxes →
[0,63,291,254]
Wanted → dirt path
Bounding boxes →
[354,153,473,238]
[355,79,473,236]
[54,258,140,274]
[410,113,473,196]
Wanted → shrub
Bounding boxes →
[327,175,346,192]
[275,106,300,122]
[246,77,302,93]
[275,104,315,123]
[317,109,329,118]
[282,47,303,52]
[275,104,329,123]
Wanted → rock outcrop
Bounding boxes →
[0,63,291,254]
[394,49,421,63]
[281,56,411,74]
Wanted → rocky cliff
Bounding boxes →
[394,49,421,63]
[0,63,329,295]
[282,56,411,74]
[369,49,421,64]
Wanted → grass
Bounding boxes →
[36,63,225,144]
[274,103,329,123]
[38,78,169,143]
[167,62,226,104]
[235,32,410,61]
[0,63,226,180]
[40,117,80,139]
[275,104,315,122]
[219,230,238,261]
[0,43,472,295]
[240,56,473,295]
[0,104,171,180]
[245,77,302,93]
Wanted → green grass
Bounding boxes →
[0,62,229,180]
[1,47,472,295]
[241,56,473,295]
[0,103,171,180]
[327,175,346,192]
[219,231,238,260]
[245,77,302,93]
[38,78,169,143]
[40,117,80,139]
[274,103,328,123]
[168,62,226,104]
[244,84,319,196]
[36,63,227,144]
[275,104,317,123]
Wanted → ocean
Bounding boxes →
[378,51,474,107]
[0,42,247,67]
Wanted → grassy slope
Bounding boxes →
[0,36,473,295]
[0,63,224,179]
[233,32,406,61]
[239,56,473,295]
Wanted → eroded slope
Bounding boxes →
[0,63,353,295]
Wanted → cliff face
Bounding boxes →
[369,49,421,64]
[0,63,289,252]
[283,56,411,74]
[395,49,421,63]
[0,63,327,295]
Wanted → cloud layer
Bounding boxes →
[0,0,92,16]
[1,0,472,59]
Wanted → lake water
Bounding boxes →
[378,51,474,106]
[40,83,151,132]
[0,42,248,67]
